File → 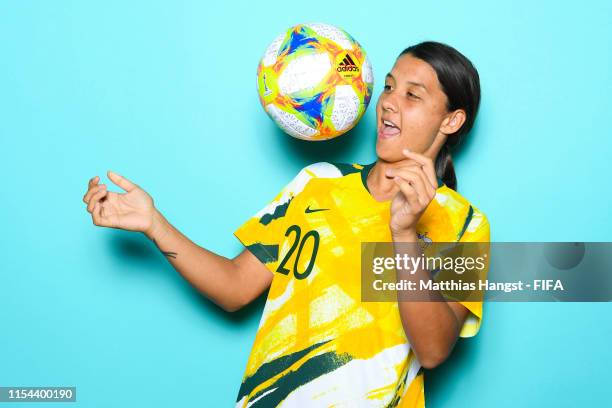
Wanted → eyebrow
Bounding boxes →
[385,73,428,92]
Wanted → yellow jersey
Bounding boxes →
[233,161,490,407]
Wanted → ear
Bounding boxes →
[440,109,466,136]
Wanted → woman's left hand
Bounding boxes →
[387,149,438,239]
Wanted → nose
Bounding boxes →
[381,93,398,113]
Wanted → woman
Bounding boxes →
[83,41,490,407]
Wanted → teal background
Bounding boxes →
[1,0,611,406]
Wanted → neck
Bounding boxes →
[367,137,446,201]
[366,159,408,202]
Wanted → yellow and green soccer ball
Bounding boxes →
[257,23,374,141]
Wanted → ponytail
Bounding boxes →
[435,143,457,191]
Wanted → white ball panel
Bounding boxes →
[266,104,318,139]
[361,56,373,84]
[331,85,360,131]
[277,53,331,95]
[306,22,353,50]
[261,32,286,67]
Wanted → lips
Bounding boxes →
[379,119,401,139]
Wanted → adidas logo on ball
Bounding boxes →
[337,54,360,72]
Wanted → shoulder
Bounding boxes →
[435,185,490,241]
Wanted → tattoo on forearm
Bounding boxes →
[152,238,178,259]
[161,250,177,259]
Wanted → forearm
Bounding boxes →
[392,231,461,368]
[144,209,245,311]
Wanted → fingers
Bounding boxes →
[83,176,99,203]
[92,197,117,228]
[108,170,136,192]
[401,149,438,189]
[88,176,99,189]
[387,167,436,209]
[87,185,108,213]
[92,201,107,227]
[388,165,436,200]
[394,177,421,209]
[83,183,106,205]
[84,174,113,228]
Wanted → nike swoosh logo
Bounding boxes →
[305,205,330,213]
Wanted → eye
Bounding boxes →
[407,91,420,100]
[383,84,392,91]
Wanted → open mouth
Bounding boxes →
[379,119,401,139]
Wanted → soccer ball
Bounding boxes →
[257,23,374,141]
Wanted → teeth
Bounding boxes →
[383,120,397,128]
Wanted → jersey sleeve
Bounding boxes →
[456,209,490,338]
[233,164,321,273]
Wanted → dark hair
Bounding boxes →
[399,42,481,191]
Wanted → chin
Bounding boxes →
[375,138,404,163]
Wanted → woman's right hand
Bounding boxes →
[83,171,158,235]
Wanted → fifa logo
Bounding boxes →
[262,73,272,96]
